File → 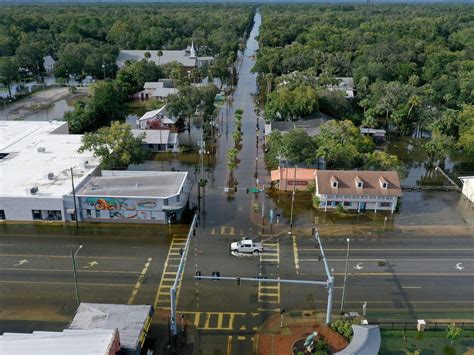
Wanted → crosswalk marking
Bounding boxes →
[258,240,280,305]
[179,311,245,330]
[153,236,187,310]
[220,226,235,235]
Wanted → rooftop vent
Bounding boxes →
[37,147,46,153]
[30,186,39,195]
[47,172,54,180]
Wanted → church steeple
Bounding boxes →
[189,40,196,59]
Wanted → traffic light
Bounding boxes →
[212,271,220,281]
[195,271,202,280]
[234,186,238,192]
[246,188,249,194]
[236,277,241,286]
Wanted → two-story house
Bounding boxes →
[314,170,402,213]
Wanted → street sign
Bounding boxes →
[250,188,259,193]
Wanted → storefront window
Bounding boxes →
[32,210,42,220]
[47,210,62,220]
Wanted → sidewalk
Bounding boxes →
[151,309,198,355]
[255,312,349,355]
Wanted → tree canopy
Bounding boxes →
[78,121,146,170]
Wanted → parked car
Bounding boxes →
[230,238,264,254]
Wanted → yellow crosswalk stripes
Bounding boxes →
[261,241,279,263]
[258,240,280,306]
[154,236,187,310]
[220,226,235,235]
[179,311,245,330]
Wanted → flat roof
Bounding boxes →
[132,129,178,145]
[77,171,188,198]
[0,329,118,355]
[0,121,100,198]
[69,303,152,351]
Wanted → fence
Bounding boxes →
[373,321,474,331]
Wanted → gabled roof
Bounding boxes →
[316,170,402,197]
[116,49,213,68]
[132,129,178,145]
[271,168,317,182]
[138,105,176,123]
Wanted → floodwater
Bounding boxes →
[0,91,86,122]
[129,10,473,230]
[386,135,473,186]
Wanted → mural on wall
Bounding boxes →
[84,198,158,211]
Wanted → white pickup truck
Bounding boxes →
[230,238,264,254]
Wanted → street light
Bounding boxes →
[71,244,83,305]
[340,238,350,315]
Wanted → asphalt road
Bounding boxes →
[0,224,181,333]
[0,9,473,355]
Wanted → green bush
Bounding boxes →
[330,320,354,341]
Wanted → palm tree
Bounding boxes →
[144,51,151,60]
[157,50,163,65]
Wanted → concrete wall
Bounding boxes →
[0,196,66,221]
[461,178,474,203]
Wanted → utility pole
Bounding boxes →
[340,238,350,315]
[70,167,79,230]
[289,165,297,228]
[71,244,83,306]
[314,226,335,324]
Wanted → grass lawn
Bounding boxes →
[381,329,474,355]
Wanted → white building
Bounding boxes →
[116,42,213,70]
[43,55,56,74]
[460,176,474,205]
[76,171,191,223]
[136,105,176,130]
[0,121,100,222]
[0,329,120,355]
[132,129,179,152]
[0,121,190,224]
[314,170,402,213]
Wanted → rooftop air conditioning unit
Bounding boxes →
[37,147,46,153]
[47,172,54,180]
[30,186,39,195]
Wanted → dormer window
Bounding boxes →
[379,177,388,189]
[355,176,363,189]
[330,175,338,188]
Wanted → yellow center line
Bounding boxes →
[226,335,233,355]
[128,257,153,305]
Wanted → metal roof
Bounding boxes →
[0,329,119,355]
[335,325,381,355]
[68,303,153,351]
